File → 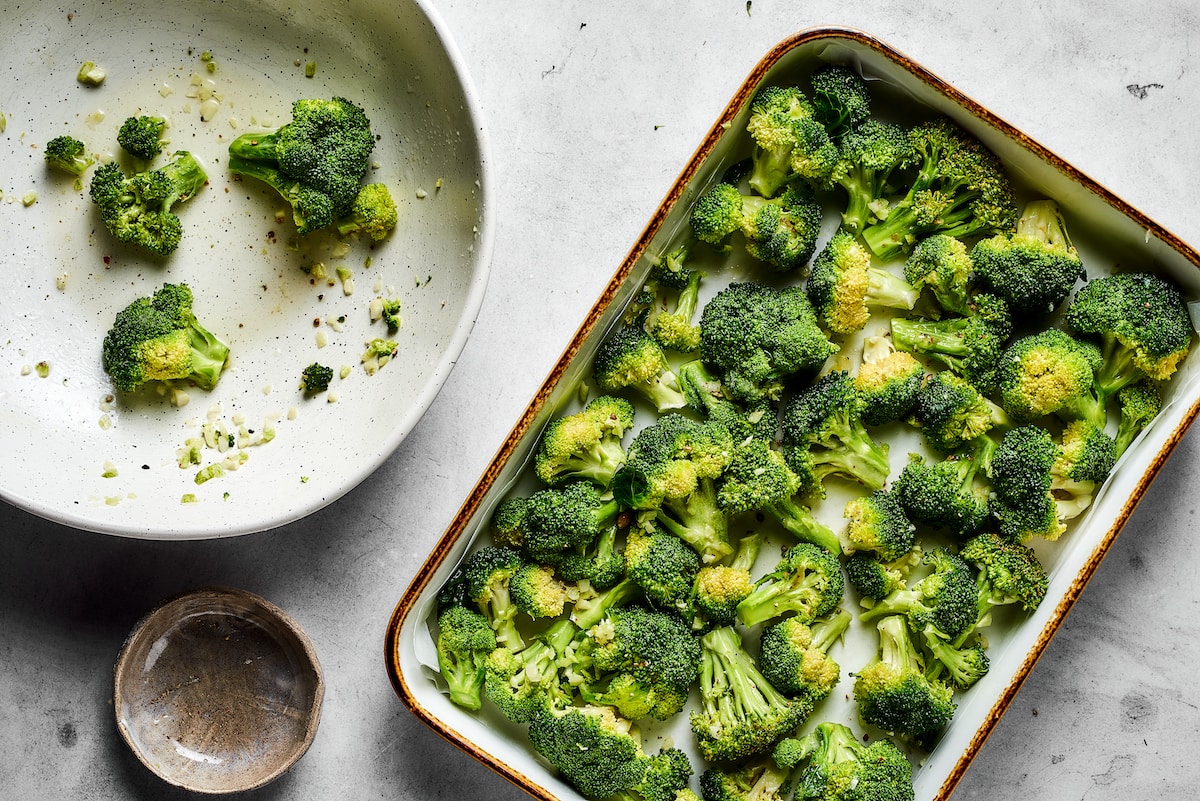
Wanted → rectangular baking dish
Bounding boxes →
[384,26,1200,801]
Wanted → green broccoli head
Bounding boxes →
[520,481,620,566]
[840,489,916,562]
[809,64,871,138]
[970,199,1084,315]
[859,548,978,640]
[911,370,1008,455]
[996,328,1106,428]
[826,117,914,232]
[744,84,836,197]
[624,528,701,616]
[337,182,398,240]
[593,323,689,413]
[758,609,851,702]
[90,152,208,255]
[117,115,167,160]
[300,362,333,393]
[698,752,791,801]
[1114,380,1162,457]
[740,185,825,272]
[844,548,922,603]
[853,614,956,738]
[736,541,845,628]
[903,233,974,316]
[806,229,919,335]
[891,447,992,539]
[462,545,527,650]
[988,424,1065,543]
[44,135,94,177]
[101,282,229,393]
[690,182,744,245]
[854,339,925,427]
[534,395,635,488]
[510,562,571,620]
[434,604,497,711]
[890,292,1012,395]
[527,703,651,799]
[959,530,1049,619]
[775,721,915,801]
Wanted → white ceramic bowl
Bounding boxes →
[0,0,493,538]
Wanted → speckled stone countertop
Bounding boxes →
[3,2,1199,799]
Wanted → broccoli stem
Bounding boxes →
[763,496,841,555]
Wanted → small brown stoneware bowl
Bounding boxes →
[113,587,324,793]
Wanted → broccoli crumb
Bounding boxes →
[77,61,106,86]
[181,493,198,503]
[300,362,333,393]
[361,338,398,375]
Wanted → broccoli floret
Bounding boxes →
[521,481,621,566]
[647,267,705,353]
[574,605,702,721]
[489,496,529,548]
[1064,271,1194,392]
[1050,419,1116,519]
[891,441,996,539]
[593,323,690,413]
[624,528,701,617]
[988,425,1065,542]
[44,135,94,177]
[526,703,652,799]
[699,752,790,801]
[809,64,871,139]
[806,229,919,335]
[534,395,635,488]
[735,542,845,628]
[699,282,838,404]
[690,181,824,271]
[859,548,978,642]
[840,489,916,562]
[995,328,1106,428]
[774,721,915,801]
[555,522,627,591]
[676,359,780,442]
[959,530,1049,623]
[690,626,810,763]
[910,370,1009,455]
[758,609,852,702]
[690,182,744,245]
[463,545,528,650]
[743,85,837,198]
[335,182,398,240]
[300,362,333,393]
[89,151,208,255]
[117,115,167,160]
[1114,381,1162,457]
[844,548,923,603]
[228,96,375,232]
[511,562,571,620]
[902,234,974,316]
[692,533,762,628]
[483,617,578,724]
[890,292,1012,394]
[434,604,497,710]
[780,371,892,494]
[971,199,1084,315]
[921,630,990,690]
[854,336,925,427]
[379,297,402,331]
[101,282,230,393]
[606,748,695,801]
[716,436,841,555]
[612,414,735,563]
[860,117,1017,262]
[853,614,956,738]
[824,118,914,233]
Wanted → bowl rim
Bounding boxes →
[113,585,325,794]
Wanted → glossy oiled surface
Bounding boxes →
[2,3,1199,801]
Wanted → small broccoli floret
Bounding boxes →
[758,609,852,702]
[774,721,915,801]
[861,117,1017,262]
[743,85,837,198]
[854,336,925,427]
[970,198,1083,315]
[690,179,824,271]
[959,530,1049,623]
[379,297,402,331]
[717,436,840,555]
[335,182,398,240]
[1114,381,1162,457]
[527,702,653,799]
[735,542,845,628]
[996,328,1106,428]
[891,441,995,539]
[534,395,635,488]
[700,282,838,404]
[699,751,790,801]
[859,548,978,641]
[89,151,208,255]
[853,614,956,738]
[692,533,762,629]
[902,234,974,316]
[624,528,701,617]
[809,64,871,139]
[612,414,735,564]
[890,292,1012,394]
[574,605,702,721]
[101,282,230,393]
[520,481,621,566]
[1050,419,1116,519]
[300,362,333,393]
[44,135,94,177]
[781,371,892,494]
[840,489,916,562]
[676,359,780,443]
[910,371,1009,455]
[489,496,529,548]
[593,323,690,412]
[463,545,527,650]
[483,617,578,724]
[434,604,497,710]
[844,548,923,603]
[806,229,919,335]
[511,563,571,620]
[824,118,914,233]
[1064,271,1194,393]
[606,748,695,801]
[690,626,811,763]
[690,181,744,245]
[117,115,167,160]
[228,96,376,231]
[647,267,704,353]
[988,425,1065,542]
